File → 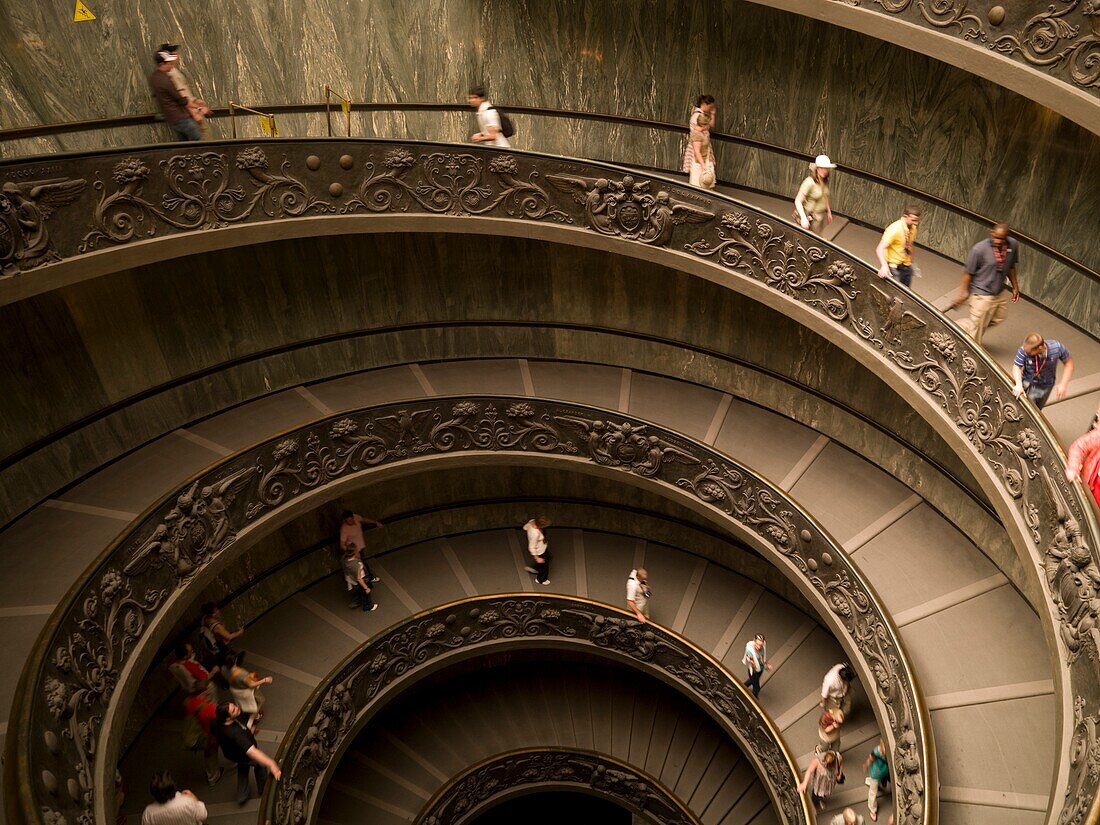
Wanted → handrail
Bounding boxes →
[0,101,1094,288]
[258,595,809,825]
[227,101,278,139]
[322,86,352,137]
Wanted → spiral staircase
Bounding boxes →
[0,139,1096,825]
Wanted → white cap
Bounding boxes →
[813,154,836,169]
[155,50,178,64]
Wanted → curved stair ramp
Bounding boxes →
[0,145,1093,825]
[322,659,775,825]
[115,527,869,825]
[258,595,811,825]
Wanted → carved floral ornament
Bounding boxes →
[266,598,786,825]
[415,749,699,825]
[1,143,1096,825]
[839,0,1100,93]
[24,398,923,825]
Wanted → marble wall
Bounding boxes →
[0,0,1097,322]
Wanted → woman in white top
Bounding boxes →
[469,85,510,148]
[522,517,551,584]
[681,94,716,172]
[794,154,836,234]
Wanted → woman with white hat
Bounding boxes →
[795,154,836,234]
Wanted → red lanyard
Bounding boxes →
[1034,352,1048,377]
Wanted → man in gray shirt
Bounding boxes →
[951,223,1020,346]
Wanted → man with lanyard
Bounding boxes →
[952,223,1021,346]
[875,206,921,287]
[1012,333,1074,409]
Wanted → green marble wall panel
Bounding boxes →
[0,0,1096,323]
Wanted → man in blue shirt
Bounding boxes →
[1012,333,1074,409]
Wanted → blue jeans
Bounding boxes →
[889,263,913,288]
[170,118,202,141]
[1025,382,1054,409]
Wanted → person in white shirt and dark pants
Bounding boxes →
[742,633,772,697]
[523,517,551,585]
[141,771,207,825]
[627,568,651,622]
[469,85,510,148]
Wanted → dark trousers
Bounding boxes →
[889,263,913,288]
[744,668,763,697]
[234,760,269,804]
[352,585,375,611]
[534,551,551,584]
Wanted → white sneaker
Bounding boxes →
[369,604,379,612]
[524,566,537,574]
[540,580,551,586]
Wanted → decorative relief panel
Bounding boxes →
[2,142,1096,825]
[415,749,699,825]
[14,397,924,825]
[267,597,792,825]
[837,0,1100,93]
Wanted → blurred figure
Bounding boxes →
[148,50,200,141]
[160,43,212,138]
[626,567,651,623]
[742,633,771,697]
[215,703,281,805]
[468,85,511,148]
[864,738,890,821]
[522,516,551,585]
[181,680,223,787]
[1011,333,1073,409]
[199,602,243,668]
[141,771,207,825]
[688,113,716,189]
[830,809,864,825]
[818,707,844,753]
[343,540,378,612]
[1066,405,1100,508]
[797,748,843,811]
[875,206,921,287]
[952,223,1021,346]
[794,155,836,234]
[682,94,716,172]
[820,662,855,716]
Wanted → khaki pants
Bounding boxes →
[959,292,1008,345]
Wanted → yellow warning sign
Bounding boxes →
[340,99,351,117]
[259,115,278,137]
[73,0,95,21]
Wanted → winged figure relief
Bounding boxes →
[547,173,714,246]
[0,177,86,276]
[868,282,927,343]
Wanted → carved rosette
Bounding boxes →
[19,397,927,825]
[417,749,698,825]
[268,598,799,825]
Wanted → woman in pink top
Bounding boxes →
[1066,409,1100,509]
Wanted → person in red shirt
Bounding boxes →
[183,682,223,786]
[168,642,210,693]
[1066,406,1100,510]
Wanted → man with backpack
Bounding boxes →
[468,85,513,148]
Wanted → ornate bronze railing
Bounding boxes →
[1,102,1095,298]
[258,596,797,825]
[3,142,1097,825]
[5,396,931,825]
[413,747,702,825]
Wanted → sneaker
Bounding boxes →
[207,768,224,787]
[369,604,379,612]
[370,576,381,584]
[524,566,537,575]
[539,580,551,586]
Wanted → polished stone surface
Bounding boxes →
[0,1,1096,327]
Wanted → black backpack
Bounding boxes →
[490,106,516,138]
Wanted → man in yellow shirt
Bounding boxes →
[875,206,922,287]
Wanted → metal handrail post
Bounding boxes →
[324,85,332,137]
[229,101,236,139]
